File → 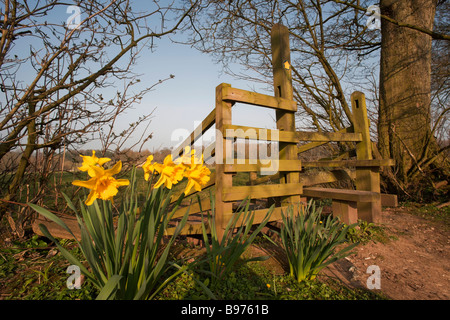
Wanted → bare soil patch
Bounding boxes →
[323,207,450,300]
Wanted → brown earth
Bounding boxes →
[254,206,450,300]
[327,207,449,300]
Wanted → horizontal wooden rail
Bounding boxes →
[297,127,354,154]
[224,160,302,173]
[172,108,216,158]
[221,205,292,227]
[251,172,280,185]
[222,86,297,112]
[222,183,303,202]
[303,187,380,202]
[165,205,293,236]
[300,169,355,186]
[297,131,362,142]
[169,197,212,220]
[165,220,207,236]
[302,159,395,168]
[223,124,298,143]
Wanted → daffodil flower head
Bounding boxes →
[72,160,129,206]
[183,160,211,195]
[78,150,111,175]
[142,154,162,181]
[174,146,201,168]
[153,154,184,190]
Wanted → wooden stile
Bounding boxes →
[33,23,398,241]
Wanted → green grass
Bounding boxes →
[1,234,387,300]
[346,220,396,244]
[0,236,99,300]
[1,166,392,300]
[156,259,386,300]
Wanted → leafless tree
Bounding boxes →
[0,0,198,237]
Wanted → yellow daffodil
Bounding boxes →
[73,160,129,206]
[183,156,211,195]
[142,155,162,181]
[78,150,111,175]
[153,154,184,190]
[174,146,200,168]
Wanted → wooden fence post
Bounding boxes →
[215,83,233,242]
[271,23,300,207]
[351,91,382,223]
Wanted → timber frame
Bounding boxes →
[164,24,395,237]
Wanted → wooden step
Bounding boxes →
[302,187,380,202]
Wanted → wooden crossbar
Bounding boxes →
[297,131,362,142]
[222,183,303,202]
[222,86,297,112]
[170,197,212,220]
[302,159,395,168]
[221,205,291,227]
[224,160,302,173]
[172,108,216,158]
[302,187,380,202]
[223,124,298,143]
[297,127,355,154]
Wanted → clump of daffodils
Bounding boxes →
[73,148,211,206]
[142,146,211,195]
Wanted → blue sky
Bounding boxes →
[3,2,279,153]
[126,35,278,152]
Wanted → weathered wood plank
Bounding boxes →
[297,127,354,154]
[165,220,208,236]
[300,169,356,186]
[222,183,303,202]
[251,172,280,185]
[222,86,297,112]
[381,193,398,207]
[169,197,212,220]
[302,187,380,202]
[351,91,381,223]
[272,23,301,207]
[33,214,81,241]
[165,205,293,236]
[302,159,395,168]
[221,205,292,227]
[215,83,234,241]
[297,131,362,142]
[222,124,298,143]
[332,200,358,225]
[224,160,302,173]
[172,108,216,158]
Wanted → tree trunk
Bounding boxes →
[378,0,437,190]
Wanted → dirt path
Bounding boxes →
[324,207,450,300]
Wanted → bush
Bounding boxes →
[278,201,358,282]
